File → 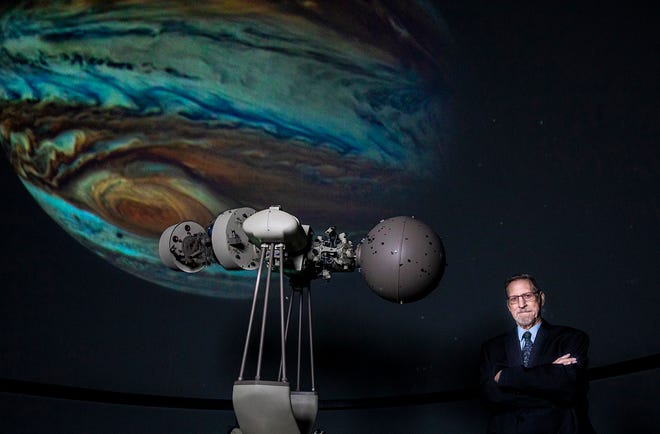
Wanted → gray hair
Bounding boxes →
[504,273,540,296]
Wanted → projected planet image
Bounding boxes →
[0,1,450,297]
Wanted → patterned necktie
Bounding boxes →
[522,331,533,367]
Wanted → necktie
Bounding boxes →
[522,331,533,367]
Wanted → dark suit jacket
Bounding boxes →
[480,321,595,434]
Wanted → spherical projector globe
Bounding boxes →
[357,216,446,303]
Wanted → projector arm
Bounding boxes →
[159,205,445,304]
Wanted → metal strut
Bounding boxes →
[278,281,316,393]
[237,246,267,381]
[237,243,289,382]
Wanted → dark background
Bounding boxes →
[1,2,658,433]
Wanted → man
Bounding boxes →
[480,274,595,433]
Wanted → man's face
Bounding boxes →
[506,278,545,329]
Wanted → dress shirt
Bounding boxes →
[517,321,541,349]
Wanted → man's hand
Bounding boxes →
[494,370,502,383]
[553,353,577,365]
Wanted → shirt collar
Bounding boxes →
[517,321,542,343]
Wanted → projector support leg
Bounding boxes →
[279,280,316,393]
[238,246,267,381]
[307,284,316,392]
[278,244,287,382]
[255,244,276,380]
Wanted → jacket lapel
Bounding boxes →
[529,321,549,366]
[505,329,521,367]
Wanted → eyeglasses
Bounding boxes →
[506,291,539,305]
